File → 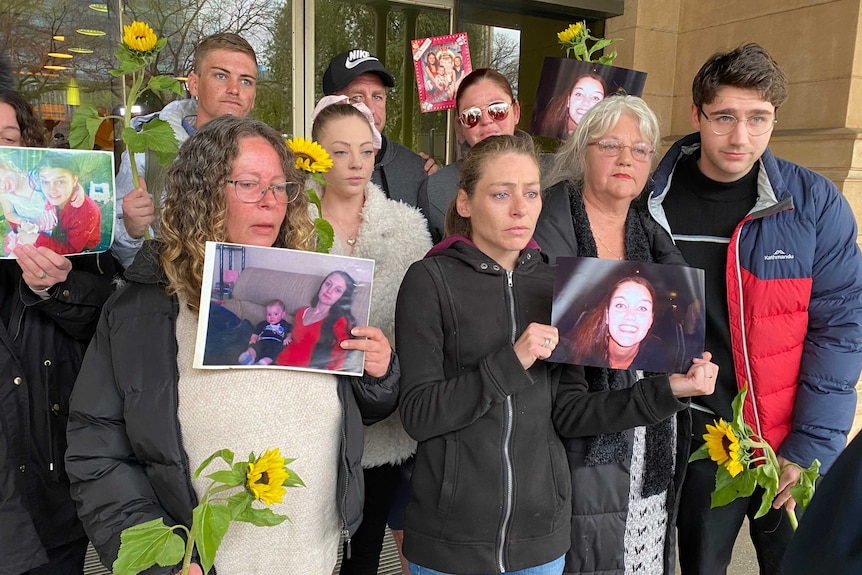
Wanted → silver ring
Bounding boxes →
[543,338,552,348]
[37,272,46,280]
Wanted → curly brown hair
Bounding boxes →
[160,115,315,312]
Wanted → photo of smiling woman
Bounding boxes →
[534,73,607,141]
[571,274,667,370]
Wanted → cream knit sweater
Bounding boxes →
[176,303,342,574]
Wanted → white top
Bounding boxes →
[175,302,342,574]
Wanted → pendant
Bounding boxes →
[346,237,356,246]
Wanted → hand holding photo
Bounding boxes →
[550,257,705,373]
[196,242,375,377]
[0,147,115,257]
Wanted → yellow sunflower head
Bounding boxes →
[123,21,158,53]
[286,137,333,174]
[557,23,584,45]
[246,448,290,506]
[704,419,745,477]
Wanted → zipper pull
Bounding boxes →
[507,270,513,287]
[342,529,352,559]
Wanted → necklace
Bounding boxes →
[323,212,360,248]
[593,230,624,260]
[582,192,627,220]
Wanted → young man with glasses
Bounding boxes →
[648,43,862,575]
[322,49,436,211]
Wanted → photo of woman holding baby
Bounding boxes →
[276,270,357,371]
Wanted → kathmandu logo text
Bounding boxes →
[764,249,795,261]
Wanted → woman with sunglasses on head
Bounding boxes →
[307,96,432,575]
[418,68,522,243]
[535,95,718,574]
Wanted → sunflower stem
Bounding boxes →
[786,507,798,531]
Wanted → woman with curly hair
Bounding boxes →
[66,115,400,575]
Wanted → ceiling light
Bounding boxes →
[44,65,69,71]
[89,3,108,12]
[48,52,74,59]
[68,48,94,54]
[53,35,65,41]
[77,28,106,37]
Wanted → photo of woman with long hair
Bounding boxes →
[276,270,357,371]
[570,274,667,370]
[534,73,607,141]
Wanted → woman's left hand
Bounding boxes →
[14,244,71,292]
[342,326,391,378]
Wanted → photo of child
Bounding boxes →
[238,299,292,365]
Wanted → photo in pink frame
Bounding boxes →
[412,33,472,113]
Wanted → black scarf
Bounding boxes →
[567,182,674,498]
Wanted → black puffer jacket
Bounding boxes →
[536,180,693,575]
[65,242,399,574]
[0,253,119,575]
[396,237,581,574]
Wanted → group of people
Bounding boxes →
[1,27,861,575]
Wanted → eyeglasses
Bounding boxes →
[227,180,300,204]
[457,101,512,128]
[699,109,777,136]
[587,139,655,162]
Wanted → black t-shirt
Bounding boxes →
[662,152,759,422]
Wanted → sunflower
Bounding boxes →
[286,137,333,174]
[557,23,584,45]
[246,448,290,505]
[123,21,158,53]
[703,419,745,477]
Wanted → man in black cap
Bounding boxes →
[323,48,436,208]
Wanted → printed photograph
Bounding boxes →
[530,58,648,141]
[412,32,472,113]
[550,257,705,373]
[0,146,115,257]
[195,242,376,377]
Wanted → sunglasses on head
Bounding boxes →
[457,101,512,129]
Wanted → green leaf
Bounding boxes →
[790,459,821,509]
[732,384,748,431]
[69,104,105,150]
[226,491,253,520]
[689,442,710,463]
[314,218,335,253]
[754,469,779,519]
[598,53,617,65]
[234,505,289,527]
[155,37,168,52]
[192,501,232,575]
[282,464,306,488]
[126,119,180,167]
[147,75,184,97]
[193,448,235,479]
[112,518,185,575]
[711,465,756,508]
[207,468,246,486]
